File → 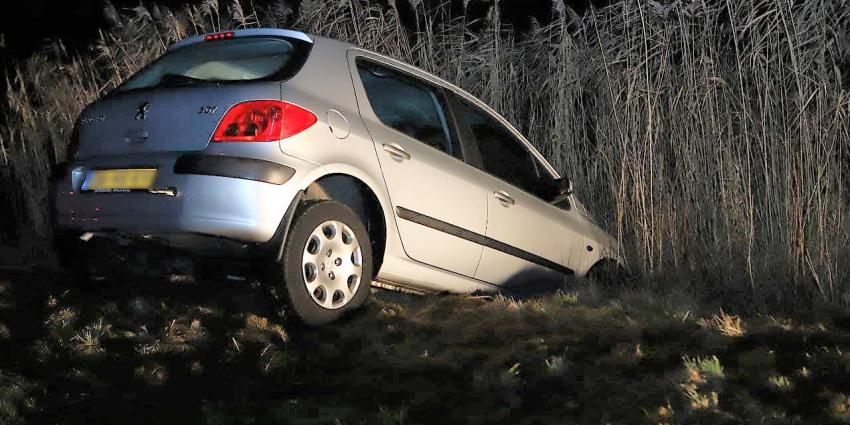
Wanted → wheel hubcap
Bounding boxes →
[301,220,363,309]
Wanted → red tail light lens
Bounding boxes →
[212,100,317,142]
[204,31,235,42]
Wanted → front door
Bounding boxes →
[447,93,584,288]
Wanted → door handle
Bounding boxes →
[382,143,411,161]
[493,190,515,206]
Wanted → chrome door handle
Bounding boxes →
[382,143,411,161]
[493,190,515,206]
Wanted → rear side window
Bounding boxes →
[356,59,460,158]
[455,97,542,194]
[118,37,309,92]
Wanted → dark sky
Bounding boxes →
[0,0,607,61]
[1,0,196,60]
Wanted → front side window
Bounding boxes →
[357,59,459,158]
[455,97,542,194]
[119,37,307,92]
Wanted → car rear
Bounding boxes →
[53,29,321,256]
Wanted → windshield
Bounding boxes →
[118,37,306,92]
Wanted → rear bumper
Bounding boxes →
[53,152,316,245]
[173,154,296,185]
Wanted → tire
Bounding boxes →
[587,260,634,290]
[280,200,373,325]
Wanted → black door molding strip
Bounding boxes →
[395,206,574,276]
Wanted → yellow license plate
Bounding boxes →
[84,169,158,191]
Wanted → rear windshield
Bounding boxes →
[118,37,309,92]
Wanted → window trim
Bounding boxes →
[443,90,483,169]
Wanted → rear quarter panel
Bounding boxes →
[270,37,409,282]
[272,37,392,203]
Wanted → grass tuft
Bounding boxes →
[70,317,110,357]
[680,355,725,412]
[700,309,746,337]
[683,355,725,380]
[832,393,850,422]
[767,375,794,392]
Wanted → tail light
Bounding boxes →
[212,100,317,143]
[204,31,235,42]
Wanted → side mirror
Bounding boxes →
[545,176,573,208]
[554,176,573,198]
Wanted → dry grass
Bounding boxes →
[1,0,849,302]
[699,308,746,337]
[2,268,850,423]
[70,317,111,357]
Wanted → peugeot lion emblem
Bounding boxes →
[135,101,151,120]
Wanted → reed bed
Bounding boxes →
[1,0,847,309]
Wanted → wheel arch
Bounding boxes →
[292,167,392,276]
[585,257,633,286]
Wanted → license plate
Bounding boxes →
[82,168,158,192]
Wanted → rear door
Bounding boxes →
[447,93,585,287]
[350,54,487,278]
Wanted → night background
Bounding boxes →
[0,0,608,60]
[1,0,850,423]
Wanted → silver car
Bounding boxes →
[52,28,623,324]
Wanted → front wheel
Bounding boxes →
[280,201,373,325]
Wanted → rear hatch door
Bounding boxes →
[76,83,280,157]
[75,32,311,157]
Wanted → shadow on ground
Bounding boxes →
[3,267,850,424]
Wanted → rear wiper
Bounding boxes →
[156,73,218,87]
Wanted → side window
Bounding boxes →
[455,97,542,194]
[356,58,460,159]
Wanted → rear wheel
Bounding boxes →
[280,201,373,325]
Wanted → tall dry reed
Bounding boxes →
[1,0,847,308]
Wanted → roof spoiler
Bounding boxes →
[168,28,313,52]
